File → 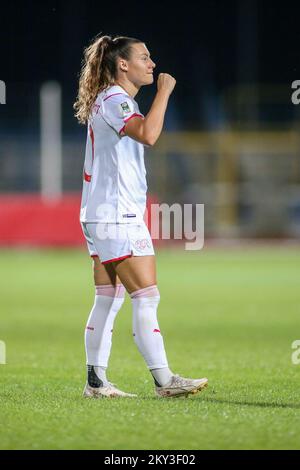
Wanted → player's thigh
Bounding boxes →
[93,256,121,286]
[112,255,156,294]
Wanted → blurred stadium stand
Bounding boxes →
[1,1,300,245]
[1,81,300,246]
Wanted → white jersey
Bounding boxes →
[79,85,147,224]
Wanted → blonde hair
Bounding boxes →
[74,34,141,124]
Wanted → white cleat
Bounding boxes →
[83,382,137,398]
[155,374,208,398]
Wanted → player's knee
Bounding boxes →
[130,284,160,300]
[95,283,126,298]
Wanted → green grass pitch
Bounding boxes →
[0,246,299,450]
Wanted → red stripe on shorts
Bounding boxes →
[102,254,132,265]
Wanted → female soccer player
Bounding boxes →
[74,34,208,398]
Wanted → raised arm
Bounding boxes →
[122,73,176,146]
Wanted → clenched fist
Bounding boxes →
[157,73,176,95]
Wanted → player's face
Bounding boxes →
[125,43,156,86]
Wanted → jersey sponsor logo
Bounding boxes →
[119,101,132,117]
[122,213,136,218]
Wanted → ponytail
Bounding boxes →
[74,34,141,124]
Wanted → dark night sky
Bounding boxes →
[1,0,299,132]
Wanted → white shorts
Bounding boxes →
[81,222,155,264]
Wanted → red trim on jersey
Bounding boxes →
[119,113,144,135]
[124,113,143,123]
[103,92,124,102]
[92,103,101,114]
[102,253,132,264]
[83,125,95,183]
[89,125,95,162]
[90,254,99,258]
[84,171,91,182]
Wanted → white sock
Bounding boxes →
[130,285,170,371]
[93,366,108,385]
[85,284,125,382]
[150,367,173,387]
